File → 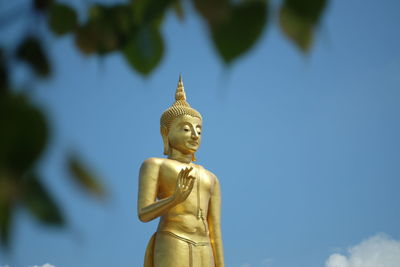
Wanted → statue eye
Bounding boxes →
[184,128,190,132]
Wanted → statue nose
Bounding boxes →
[191,132,199,140]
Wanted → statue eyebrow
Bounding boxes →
[178,122,201,128]
[179,122,191,127]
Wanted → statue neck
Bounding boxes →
[168,148,193,164]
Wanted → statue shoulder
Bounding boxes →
[140,157,165,170]
[198,165,219,185]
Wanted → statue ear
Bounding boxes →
[160,126,169,155]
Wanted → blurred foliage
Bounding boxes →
[279,0,327,52]
[0,92,59,248]
[0,93,48,174]
[0,92,103,248]
[23,173,65,226]
[48,3,78,36]
[68,155,106,199]
[123,24,164,74]
[210,1,268,63]
[16,37,51,77]
[0,0,328,248]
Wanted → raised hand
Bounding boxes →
[173,167,196,203]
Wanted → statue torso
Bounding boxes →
[155,158,215,243]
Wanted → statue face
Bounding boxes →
[167,115,202,154]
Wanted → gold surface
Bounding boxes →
[138,76,224,266]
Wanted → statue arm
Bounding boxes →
[137,158,176,222]
[207,176,225,267]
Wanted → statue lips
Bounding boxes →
[188,141,199,146]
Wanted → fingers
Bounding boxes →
[184,175,195,190]
[176,167,196,201]
[183,170,191,187]
[187,175,195,191]
[184,174,195,194]
[180,167,194,187]
[178,167,190,186]
[186,168,195,187]
[177,169,185,188]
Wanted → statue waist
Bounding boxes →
[157,217,210,243]
[157,231,209,246]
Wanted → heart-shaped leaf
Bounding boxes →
[23,173,64,225]
[68,155,106,199]
[123,25,164,75]
[16,37,51,77]
[0,93,48,175]
[48,3,77,36]
[0,49,8,91]
[0,193,13,248]
[193,0,229,25]
[279,0,327,52]
[210,1,268,63]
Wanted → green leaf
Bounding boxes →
[88,4,134,38]
[279,0,327,52]
[75,22,119,55]
[0,192,13,249]
[132,0,174,25]
[33,0,54,11]
[172,0,185,21]
[76,4,134,55]
[123,25,164,75]
[279,5,313,52]
[0,48,8,92]
[110,5,135,37]
[210,1,268,63]
[48,3,77,36]
[74,23,99,55]
[284,0,327,24]
[83,22,119,55]
[16,37,51,77]
[23,173,64,225]
[193,0,229,25]
[0,93,48,175]
[68,155,106,199]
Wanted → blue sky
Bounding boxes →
[1,0,400,267]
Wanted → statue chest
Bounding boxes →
[157,163,214,200]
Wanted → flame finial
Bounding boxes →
[175,74,186,101]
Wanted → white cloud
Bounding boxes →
[1,265,55,267]
[325,233,400,267]
[261,258,274,266]
[240,258,274,267]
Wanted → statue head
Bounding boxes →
[160,75,202,161]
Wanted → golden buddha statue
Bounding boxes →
[137,75,224,267]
